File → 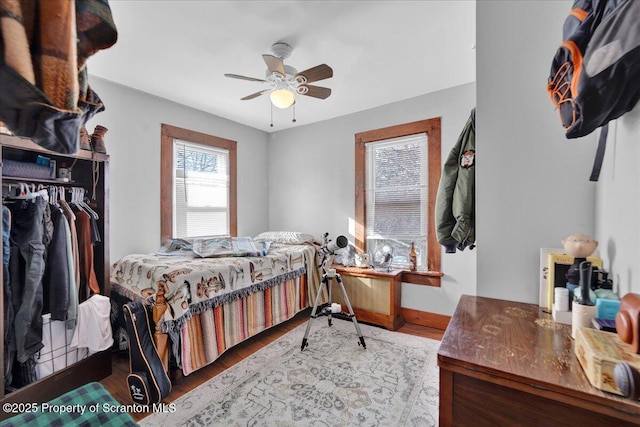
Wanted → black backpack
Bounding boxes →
[547,0,640,181]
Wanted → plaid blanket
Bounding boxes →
[0,382,136,426]
[0,0,118,153]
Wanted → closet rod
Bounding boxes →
[1,183,82,188]
[1,178,79,186]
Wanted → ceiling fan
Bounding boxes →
[224,42,333,110]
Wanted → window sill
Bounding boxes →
[401,270,443,287]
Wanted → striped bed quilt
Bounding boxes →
[110,243,321,375]
[178,275,307,374]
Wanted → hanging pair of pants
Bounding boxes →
[2,205,13,387]
[9,197,46,365]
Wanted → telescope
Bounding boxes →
[302,233,367,351]
[317,234,348,256]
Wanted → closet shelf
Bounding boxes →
[0,134,109,161]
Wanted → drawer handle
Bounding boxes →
[613,407,637,416]
[529,383,547,391]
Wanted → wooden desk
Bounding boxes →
[438,295,640,426]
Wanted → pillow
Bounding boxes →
[253,231,316,245]
[192,237,263,258]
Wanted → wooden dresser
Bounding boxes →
[438,295,640,426]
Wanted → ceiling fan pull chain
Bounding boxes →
[270,102,274,127]
[292,104,296,123]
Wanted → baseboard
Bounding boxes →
[401,307,451,330]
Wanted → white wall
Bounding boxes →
[476,0,597,304]
[86,77,270,262]
[268,83,476,315]
[595,105,640,297]
[94,0,640,316]
[91,74,475,316]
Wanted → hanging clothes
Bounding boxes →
[8,194,48,385]
[90,214,101,244]
[2,205,13,388]
[75,208,100,302]
[71,294,113,354]
[39,189,81,326]
[60,199,81,302]
[42,206,71,321]
[2,184,102,388]
[62,217,79,330]
[435,108,476,253]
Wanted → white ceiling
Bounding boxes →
[88,1,476,133]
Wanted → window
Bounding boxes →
[365,134,427,267]
[355,118,441,286]
[173,141,229,238]
[161,124,237,243]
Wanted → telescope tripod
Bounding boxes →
[300,267,366,351]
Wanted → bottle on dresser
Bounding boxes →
[409,242,417,272]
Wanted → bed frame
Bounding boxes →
[153,285,169,372]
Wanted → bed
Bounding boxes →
[109,234,322,376]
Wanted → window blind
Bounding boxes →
[365,133,428,267]
[173,140,229,238]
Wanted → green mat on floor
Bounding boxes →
[0,382,137,426]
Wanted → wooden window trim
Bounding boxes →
[355,117,442,287]
[160,123,237,244]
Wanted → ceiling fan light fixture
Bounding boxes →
[270,88,295,109]
[225,43,333,125]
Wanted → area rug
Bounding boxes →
[139,318,440,426]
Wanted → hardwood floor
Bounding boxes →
[100,308,445,422]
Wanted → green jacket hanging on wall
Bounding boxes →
[435,108,476,253]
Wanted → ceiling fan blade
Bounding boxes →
[295,64,333,84]
[262,54,286,76]
[241,90,269,101]
[224,73,266,83]
[299,85,331,100]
